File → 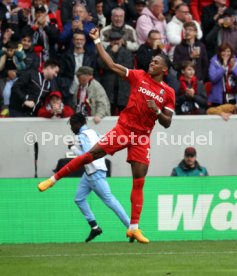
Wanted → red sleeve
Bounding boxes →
[165,88,176,112]
[37,107,53,118]
[190,0,201,23]
[126,69,145,83]
[62,106,74,118]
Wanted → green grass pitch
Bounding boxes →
[1,241,237,276]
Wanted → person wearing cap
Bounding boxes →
[75,65,110,124]
[66,112,130,242]
[30,0,49,25]
[37,91,74,118]
[171,147,208,176]
[205,7,237,57]
[97,30,134,115]
[100,7,139,52]
[31,4,60,63]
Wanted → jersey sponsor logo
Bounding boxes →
[138,86,164,103]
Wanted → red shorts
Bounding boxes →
[98,123,151,165]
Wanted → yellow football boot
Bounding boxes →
[126,229,149,244]
[38,179,55,192]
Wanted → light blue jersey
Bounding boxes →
[73,125,130,227]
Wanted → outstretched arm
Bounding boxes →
[89,28,127,78]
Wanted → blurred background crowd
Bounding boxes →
[0,0,237,122]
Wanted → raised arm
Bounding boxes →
[89,28,127,78]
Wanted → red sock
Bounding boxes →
[54,152,94,180]
[130,177,145,224]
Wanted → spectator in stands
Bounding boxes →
[60,3,95,51]
[0,40,26,117]
[37,90,74,118]
[205,7,237,57]
[75,66,111,124]
[97,31,134,115]
[166,3,202,61]
[30,0,49,25]
[48,0,60,12]
[100,7,139,52]
[20,30,40,73]
[230,0,237,11]
[2,26,13,45]
[95,0,106,30]
[171,147,209,176]
[132,0,147,28]
[31,6,60,63]
[136,0,167,45]
[201,0,228,58]
[136,29,167,71]
[9,59,59,117]
[61,0,97,26]
[207,103,237,120]
[173,21,208,81]
[0,13,5,48]
[113,0,137,26]
[208,43,237,107]
[0,0,28,40]
[57,30,96,106]
[190,0,229,23]
[165,0,183,23]
[176,61,207,115]
[102,0,136,26]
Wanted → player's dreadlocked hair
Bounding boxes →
[69,112,87,126]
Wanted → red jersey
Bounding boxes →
[118,69,175,133]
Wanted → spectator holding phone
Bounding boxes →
[60,3,95,51]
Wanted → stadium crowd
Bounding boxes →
[0,0,237,120]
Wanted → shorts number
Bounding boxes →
[146,148,150,159]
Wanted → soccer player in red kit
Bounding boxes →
[38,28,175,243]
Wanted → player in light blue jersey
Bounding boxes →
[69,112,130,242]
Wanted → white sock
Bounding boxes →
[129,224,138,230]
[50,176,57,183]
